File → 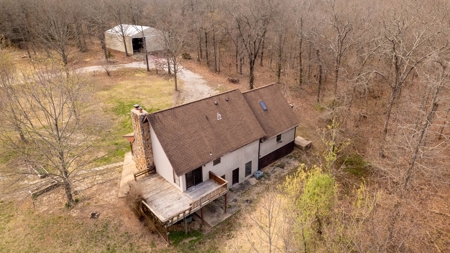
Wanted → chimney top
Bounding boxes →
[134,104,140,109]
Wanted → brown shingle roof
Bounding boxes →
[243,84,299,139]
[147,90,265,176]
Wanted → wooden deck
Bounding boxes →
[185,180,219,199]
[135,172,227,226]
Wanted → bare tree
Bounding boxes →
[374,7,449,156]
[403,59,448,189]
[0,59,109,206]
[108,0,133,57]
[225,0,279,89]
[0,0,38,58]
[85,0,112,61]
[31,0,76,65]
[326,0,353,98]
[151,0,188,91]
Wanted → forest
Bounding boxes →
[1,0,450,252]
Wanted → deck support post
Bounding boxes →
[200,207,205,227]
[184,217,188,234]
[224,193,227,213]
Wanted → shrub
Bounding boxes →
[182,53,192,60]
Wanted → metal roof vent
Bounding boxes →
[214,101,218,105]
[217,112,222,120]
[259,100,268,111]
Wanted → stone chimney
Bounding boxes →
[130,104,154,171]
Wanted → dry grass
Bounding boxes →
[0,168,167,253]
[89,68,174,165]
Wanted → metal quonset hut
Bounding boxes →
[105,24,165,56]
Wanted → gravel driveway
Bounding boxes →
[78,59,216,105]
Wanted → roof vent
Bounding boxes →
[259,101,268,111]
[225,97,229,102]
[217,112,222,120]
[214,101,218,105]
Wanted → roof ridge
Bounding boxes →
[149,89,240,115]
[241,83,276,94]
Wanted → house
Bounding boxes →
[105,24,164,55]
[124,84,298,241]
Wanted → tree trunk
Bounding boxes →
[308,41,312,83]
[205,31,209,67]
[334,60,339,97]
[61,49,68,66]
[141,30,150,72]
[404,100,439,189]
[75,21,87,52]
[438,108,450,140]
[145,53,150,72]
[173,57,178,91]
[167,56,172,75]
[239,41,244,75]
[217,40,221,73]
[123,34,129,57]
[269,41,273,68]
[235,41,239,73]
[99,35,108,61]
[249,57,255,89]
[260,36,265,67]
[277,33,283,83]
[213,28,217,72]
[316,50,322,104]
[298,17,303,87]
[62,171,74,206]
[197,29,202,61]
[380,86,400,157]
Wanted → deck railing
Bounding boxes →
[163,206,193,226]
[133,168,155,181]
[163,171,228,226]
[190,172,227,210]
[209,171,227,185]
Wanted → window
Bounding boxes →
[276,134,282,143]
[245,161,252,177]
[213,157,221,166]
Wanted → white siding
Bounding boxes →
[144,35,165,52]
[200,140,260,190]
[105,32,133,55]
[259,128,296,158]
[150,125,182,191]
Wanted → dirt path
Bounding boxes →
[78,59,216,105]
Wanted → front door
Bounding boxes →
[232,168,239,185]
[186,167,203,189]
